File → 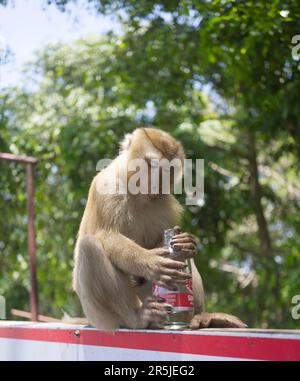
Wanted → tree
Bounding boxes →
[0,1,300,328]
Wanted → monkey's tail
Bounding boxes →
[73,235,139,331]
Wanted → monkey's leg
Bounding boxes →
[74,235,143,330]
[74,236,169,330]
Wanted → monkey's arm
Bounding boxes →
[94,229,151,277]
[170,227,247,329]
[191,260,205,314]
[189,258,247,328]
[94,229,187,285]
[190,261,247,329]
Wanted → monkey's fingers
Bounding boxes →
[190,314,211,329]
[139,299,170,327]
[148,301,173,312]
[144,296,165,304]
[171,238,197,248]
[141,308,168,324]
[160,268,192,279]
[173,279,190,284]
[159,267,192,279]
[176,249,196,258]
[171,235,197,243]
[147,308,169,326]
[153,248,170,257]
[150,314,168,328]
[156,277,179,291]
[171,233,196,242]
[171,234,196,249]
[172,242,197,252]
[173,226,182,235]
[147,309,168,319]
[156,274,190,290]
[160,257,187,270]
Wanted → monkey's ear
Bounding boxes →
[120,133,133,152]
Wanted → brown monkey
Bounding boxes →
[73,128,246,330]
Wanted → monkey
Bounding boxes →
[73,127,246,330]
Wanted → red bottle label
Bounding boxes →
[152,279,194,308]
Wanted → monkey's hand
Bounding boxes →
[171,227,197,258]
[145,248,192,291]
[136,296,172,329]
[190,312,247,329]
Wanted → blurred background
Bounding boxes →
[0,0,299,329]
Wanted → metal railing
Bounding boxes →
[0,153,39,321]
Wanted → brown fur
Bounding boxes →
[73,128,204,330]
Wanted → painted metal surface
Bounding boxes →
[25,163,39,321]
[0,322,299,361]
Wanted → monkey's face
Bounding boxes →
[124,128,185,198]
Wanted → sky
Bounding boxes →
[0,0,120,87]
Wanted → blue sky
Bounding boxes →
[0,0,120,87]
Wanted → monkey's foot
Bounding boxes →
[190,312,247,329]
[136,296,172,329]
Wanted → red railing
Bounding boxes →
[0,153,39,321]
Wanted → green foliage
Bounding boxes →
[0,0,300,328]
